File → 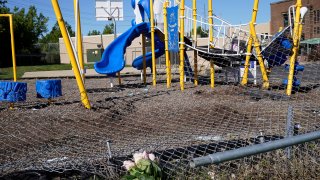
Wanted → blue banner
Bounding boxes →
[167,6,179,53]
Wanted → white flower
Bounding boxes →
[123,160,135,171]
[148,153,156,161]
[133,152,145,164]
[133,151,154,163]
[142,151,149,159]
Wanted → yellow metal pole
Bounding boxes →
[51,0,91,109]
[241,38,253,86]
[241,0,269,88]
[0,14,17,82]
[286,0,302,96]
[9,15,17,82]
[208,0,214,89]
[3,14,17,82]
[297,20,304,46]
[163,0,171,88]
[193,0,198,86]
[179,0,185,91]
[74,0,85,81]
[142,34,147,85]
[149,0,157,86]
[250,24,269,88]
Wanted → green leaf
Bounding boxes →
[129,168,143,177]
[121,175,136,180]
[137,174,155,180]
[136,159,151,171]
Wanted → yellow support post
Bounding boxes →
[163,0,171,88]
[149,0,157,86]
[241,0,269,89]
[8,14,17,82]
[208,0,214,89]
[241,37,253,86]
[179,0,185,91]
[286,0,302,96]
[74,0,85,81]
[117,72,122,85]
[51,0,91,109]
[142,34,147,85]
[0,14,17,82]
[193,0,198,86]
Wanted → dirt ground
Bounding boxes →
[0,71,320,178]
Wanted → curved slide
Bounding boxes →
[94,22,150,75]
[132,33,165,70]
[94,22,166,75]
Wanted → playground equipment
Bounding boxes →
[0,14,26,109]
[94,0,193,87]
[0,14,63,108]
[94,0,304,94]
[52,0,307,109]
[0,14,17,81]
[51,0,91,109]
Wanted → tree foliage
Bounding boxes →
[0,4,49,66]
[41,21,75,43]
[12,6,49,53]
[88,30,101,36]
[191,26,209,38]
[103,23,114,34]
[0,0,7,8]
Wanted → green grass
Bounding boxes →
[0,64,95,80]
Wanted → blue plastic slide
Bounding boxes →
[94,22,150,75]
[132,33,165,70]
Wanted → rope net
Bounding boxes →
[1,6,320,180]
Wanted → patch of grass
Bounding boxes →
[0,64,95,80]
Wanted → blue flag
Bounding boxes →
[167,6,179,53]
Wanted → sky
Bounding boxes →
[6,0,281,36]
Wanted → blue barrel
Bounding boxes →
[36,79,62,99]
[0,81,27,102]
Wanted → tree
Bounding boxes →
[88,30,101,36]
[41,21,75,43]
[103,23,114,34]
[0,0,7,8]
[12,6,49,53]
[0,5,49,67]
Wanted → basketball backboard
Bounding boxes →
[95,0,124,21]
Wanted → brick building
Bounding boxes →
[271,0,320,40]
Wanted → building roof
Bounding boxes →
[270,0,293,5]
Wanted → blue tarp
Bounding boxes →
[36,79,62,99]
[0,81,27,102]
